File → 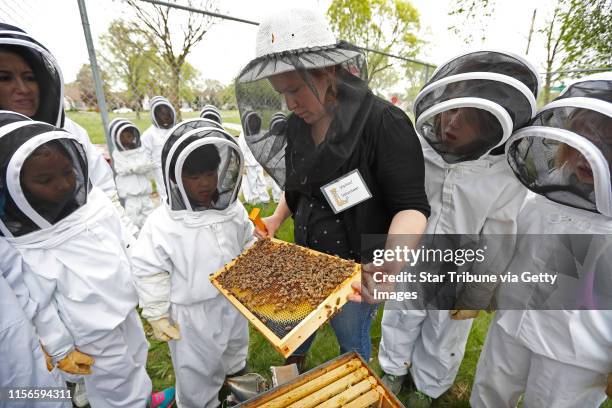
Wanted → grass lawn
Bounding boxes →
[139,201,497,407]
[66,109,241,145]
[71,112,611,407]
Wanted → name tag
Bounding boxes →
[320,169,372,214]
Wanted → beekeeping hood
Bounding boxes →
[150,96,176,129]
[414,49,540,163]
[161,119,242,212]
[0,112,88,237]
[235,7,370,189]
[108,117,141,151]
[0,23,64,127]
[200,104,222,124]
[507,72,612,217]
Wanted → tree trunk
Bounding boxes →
[171,64,182,122]
[544,69,552,104]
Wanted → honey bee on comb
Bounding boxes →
[215,239,358,342]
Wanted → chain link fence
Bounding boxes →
[0,0,437,149]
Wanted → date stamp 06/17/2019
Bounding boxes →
[0,387,72,402]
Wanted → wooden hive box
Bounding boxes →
[210,238,361,358]
[237,351,405,408]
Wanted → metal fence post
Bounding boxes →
[76,0,115,162]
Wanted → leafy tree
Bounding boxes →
[327,0,421,92]
[125,0,218,121]
[75,64,111,110]
[99,19,162,117]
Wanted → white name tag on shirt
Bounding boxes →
[320,169,372,214]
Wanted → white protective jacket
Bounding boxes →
[0,275,70,407]
[420,136,527,236]
[379,136,528,397]
[64,118,139,239]
[131,199,256,321]
[495,195,612,374]
[6,188,139,349]
[0,240,74,361]
[112,147,155,199]
[141,125,171,202]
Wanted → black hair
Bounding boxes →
[182,144,221,175]
[0,44,59,125]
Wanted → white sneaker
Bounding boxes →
[72,381,89,408]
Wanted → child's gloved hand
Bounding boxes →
[40,342,53,372]
[149,318,181,342]
[606,373,612,398]
[57,350,95,375]
[450,310,480,320]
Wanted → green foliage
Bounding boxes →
[327,0,421,92]
[558,0,611,71]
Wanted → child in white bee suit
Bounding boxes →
[142,96,176,203]
[131,120,254,408]
[0,239,71,408]
[0,113,174,408]
[0,24,137,240]
[378,50,540,406]
[200,104,222,123]
[109,118,155,230]
[470,73,612,408]
[237,110,272,204]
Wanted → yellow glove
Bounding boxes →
[149,318,181,342]
[450,310,480,320]
[39,342,53,372]
[606,373,612,399]
[57,350,95,375]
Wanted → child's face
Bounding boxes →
[562,145,594,184]
[119,129,137,150]
[155,105,174,129]
[439,108,481,152]
[21,148,76,205]
[182,170,218,207]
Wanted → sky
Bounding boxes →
[0,0,559,87]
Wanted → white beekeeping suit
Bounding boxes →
[0,116,151,408]
[0,240,71,408]
[471,73,612,408]
[131,121,255,408]
[199,104,222,123]
[379,49,540,402]
[108,118,155,230]
[141,96,176,203]
[0,24,138,241]
[237,110,271,204]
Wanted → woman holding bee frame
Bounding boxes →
[236,7,429,370]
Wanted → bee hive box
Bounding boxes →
[237,352,404,408]
[210,238,361,357]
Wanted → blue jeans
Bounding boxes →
[292,301,378,361]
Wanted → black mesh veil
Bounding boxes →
[235,41,370,189]
[557,72,612,103]
[109,118,141,151]
[161,118,223,202]
[414,50,539,163]
[507,97,612,216]
[0,115,88,237]
[0,23,64,127]
[162,122,241,212]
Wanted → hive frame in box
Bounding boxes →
[210,238,361,358]
[237,351,405,408]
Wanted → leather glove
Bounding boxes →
[40,342,53,372]
[57,350,95,375]
[450,310,480,320]
[149,317,181,342]
[606,373,612,399]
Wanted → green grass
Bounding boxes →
[66,109,241,145]
[71,113,611,406]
